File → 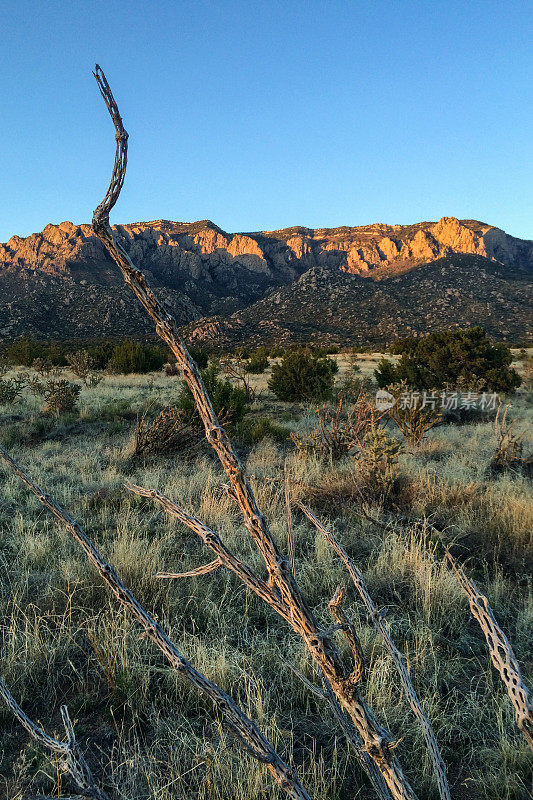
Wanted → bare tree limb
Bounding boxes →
[91,64,419,798]
[328,586,365,686]
[0,678,108,800]
[285,475,296,577]
[297,503,451,800]
[445,549,533,751]
[155,558,222,579]
[0,446,311,800]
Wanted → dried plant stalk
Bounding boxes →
[92,64,419,800]
[0,445,310,800]
[297,503,451,800]
[445,549,533,751]
[0,678,108,800]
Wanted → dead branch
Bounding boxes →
[0,446,310,800]
[285,475,296,577]
[297,503,451,800]
[356,504,533,754]
[445,549,533,751]
[155,558,222,579]
[0,678,108,800]
[92,65,420,799]
[328,586,365,685]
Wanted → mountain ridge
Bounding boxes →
[0,216,531,346]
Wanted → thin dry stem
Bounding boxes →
[0,445,310,800]
[297,503,451,800]
[0,678,108,800]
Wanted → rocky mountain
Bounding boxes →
[0,216,531,346]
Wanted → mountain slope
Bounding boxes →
[0,216,531,344]
[182,254,532,348]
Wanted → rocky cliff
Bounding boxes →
[0,216,531,344]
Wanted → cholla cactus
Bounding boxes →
[42,380,81,415]
[356,426,402,505]
[31,357,53,376]
[66,349,103,387]
[0,375,27,405]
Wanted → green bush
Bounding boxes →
[189,348,209,370]
[235,416,290,445]
[269,343,285,358]
[178,364,248,424]
[7,337,46,367]
[42,380,81,415]
[87,341,116,370]
[107,339,167,374]
[375,328,521,394]
[0,376,26,405]
[268,349,337,401]
[246,347,269,374]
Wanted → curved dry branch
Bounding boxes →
[0,678,108,800]
[328,586,365,685]
[0,446,310,800]
[155,558,222,579]
[445,550,533,751]
[92,65,418,799]
[297,503,451,800]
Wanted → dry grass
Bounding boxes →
[0,363,531,799]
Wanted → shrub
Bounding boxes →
[7,337,46,367]
[246,347,269,374]
[375,328,521,394]
[42,380,81,414]
[268,349,337,402]
[133,407,202,459]
[164,362,180,376]
[31,357,53,376]
[489,404,532,477]
[235,417,290,446]
[385,382,443,447]
[0,376,26,405]
[65,350,103,387]
[269,343,285,358]
[86,341,116,370]
[107,339,167,374]
[178,364,248,424]
[291,395,384,460]
[189,348,209,370]
[355,427,402,506]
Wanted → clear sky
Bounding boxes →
[1,0,533,243]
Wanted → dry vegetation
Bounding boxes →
[0,352,531,799]
[0,68,531,800]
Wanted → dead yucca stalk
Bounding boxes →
[296,503,451,800]
[444,549,533,752]
[91,64,427,799]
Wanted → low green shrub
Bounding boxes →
[107,339,167,374]
[268,349,337,401]
[235,416,290,445]
[246,347,269,374]
[375,327,521,394]
[42,380,81,415]
[178,364,248,424]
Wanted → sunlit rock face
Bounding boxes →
[0,216,531,342]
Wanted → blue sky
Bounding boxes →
[1,0,532,242]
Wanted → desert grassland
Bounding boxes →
[0,354,531,800]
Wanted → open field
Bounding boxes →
[0,355,531,799]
